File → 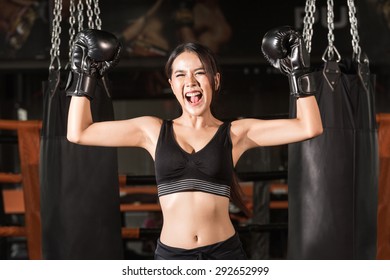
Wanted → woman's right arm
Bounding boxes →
[67,96,162,151]
[65,29,162,152]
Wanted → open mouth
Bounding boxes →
[185,92,203,104]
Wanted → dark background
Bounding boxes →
[0,0,389,197]
[1,0,389,118]
[0,0,389,259]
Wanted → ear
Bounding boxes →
[214,73,220,91]
[168,78,173,90]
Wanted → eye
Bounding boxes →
[195,71,206,76]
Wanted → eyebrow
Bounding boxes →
[173,67,205,74]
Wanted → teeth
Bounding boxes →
[185,92,201,97]
[185,91,202,104]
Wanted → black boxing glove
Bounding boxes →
[261,26,316,98]
[66,29,121,99]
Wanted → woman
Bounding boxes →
[66,26,322,260]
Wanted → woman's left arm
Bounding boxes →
[231,95,322,163]
[231,26,323,162]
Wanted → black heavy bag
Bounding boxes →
[287,0,378,259]
[40,67,123,259]
[40,1,123,259]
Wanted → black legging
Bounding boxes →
[154,232,247,260]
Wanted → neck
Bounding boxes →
[177,112,220,129]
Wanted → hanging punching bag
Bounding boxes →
[40,70,123,260]
[287,0,378,259]
[39,1,123,259]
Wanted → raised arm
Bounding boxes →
[231,26,322,162]
[66,29,161,153]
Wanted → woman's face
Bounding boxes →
[169,51,220,117]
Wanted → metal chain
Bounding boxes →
[347,0,362,62]
[49,0,62,70]
[93,0,102,30]
[68,0,76,64]
[325,0,336,60]
[86,0,94,29]
[77,0,84,32]
[302,0,316,53]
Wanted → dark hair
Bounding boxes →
[165,42,221,112]
[165,42,220,84]
[165,43,251,218]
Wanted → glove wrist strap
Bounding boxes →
[288,72,316,98]
[65,72,97,100]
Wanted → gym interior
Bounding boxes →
[0,0,389,260]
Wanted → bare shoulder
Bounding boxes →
[118,115,163,142]
[230,118,268,152]
[230,118,265,136]
[229,119,262,164]
[136,116,163,128]
[123,116,163,153]
[230,119,251,146]
[135,116,163,136]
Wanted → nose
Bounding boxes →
[184,74,197,87]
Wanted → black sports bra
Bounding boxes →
[154,120,234,198]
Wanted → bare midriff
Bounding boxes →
[158,191,235,249]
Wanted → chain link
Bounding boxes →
[86,0,94,29]
[94,0,102,30]
[49,0,62,70]
[75,0,103,31]
[49,0,103,70]
[303,0,316,53]
[68,0,76,64]
[325,0,336,60]
[347,0,362,61]
[77,0,84,32]
[85,0,102,30]
[304,0,362,62]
